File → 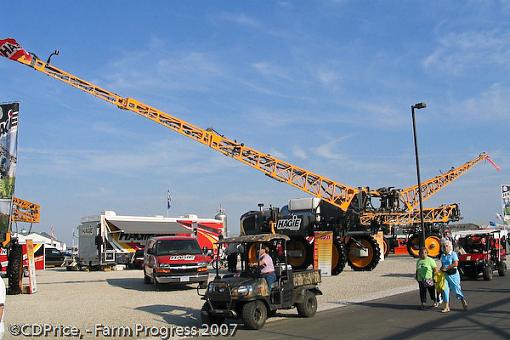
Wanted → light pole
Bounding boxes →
[411,102,427,249]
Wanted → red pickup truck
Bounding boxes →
[143,236,210,289]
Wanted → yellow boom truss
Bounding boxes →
[360,203,460,226]
[4,47,496,217]
[14,54,359,211]
[395,153,496,211]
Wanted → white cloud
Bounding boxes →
[220,13,262,29]
[252,62,291,80]
[268,148,287,160]
[314,137,350,161]
[292,145,308,160]
[18,139,239,178]
[316,69,340,86]
[423,30,510,73]
[440,83,510,121]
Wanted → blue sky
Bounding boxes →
[1,1,509,243]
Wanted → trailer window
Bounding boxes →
[156,240,201,255]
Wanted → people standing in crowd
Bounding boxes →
[415,248,437,310]
[440,240,468,313]
[226,242,239,273]
[440,228,452,254]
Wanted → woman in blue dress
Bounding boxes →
[440,240,468,313]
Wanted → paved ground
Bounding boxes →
[237,271,510,340]
[4,256,417,339]
[5,256,507,339]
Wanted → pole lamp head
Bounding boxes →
[412,102,427,110]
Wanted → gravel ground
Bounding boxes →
[4,256,420,339]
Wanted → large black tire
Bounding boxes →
[347,235,381,271]
[287,239,313,270]
[383,237,390,258]
[483,266,493,281]
[242,300,267,330]
[201,302,225,325]
[7,243,23,295]
[331,241,347,276]
[296,290,317,317]
[406,234,420,258]
[498,262,507,277]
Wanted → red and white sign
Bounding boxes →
[0,38,32,62]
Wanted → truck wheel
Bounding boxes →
[347,236,381,271]
[332,241,347,276]
[424,234,442,258]
[144,271,151,284]
[296,290,317,317]
[199,280,208,289]
[287,239,312,270]
[406,234,420,258]
[383,238,390,258]
[483,266,493,281]
[242,300,267,330]
[7,243,23,295]
[201,302,225,325]
[498,262,507,277]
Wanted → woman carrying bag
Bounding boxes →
[416,248,438,310]
[440,240,468,313]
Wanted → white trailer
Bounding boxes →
[78,211,224,269]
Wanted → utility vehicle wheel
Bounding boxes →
[287,239,312,270]
[483,266,493,281]
[331,241,347,275]
[406,234,420,258]
[242,300,267,330]
[347,236,381,271]
[143,271,151,284]
[7,243,23,295]
[201,303,225,325]
[498,262,507,277]
[296,290,317,318]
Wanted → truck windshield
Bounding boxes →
[156,239,202,255]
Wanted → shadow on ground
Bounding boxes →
[107,278,197,292]
[382,273,415,278]
[135,304,201,326]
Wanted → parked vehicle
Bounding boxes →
[199,234,322,330]
[45,247,65,267]
[143,236,209,290]
[129,250,145,269]
[454,229,508,281]
[77,211,224,270]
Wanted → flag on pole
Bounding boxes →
[0,38,32,62]
[167,189,172,210]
